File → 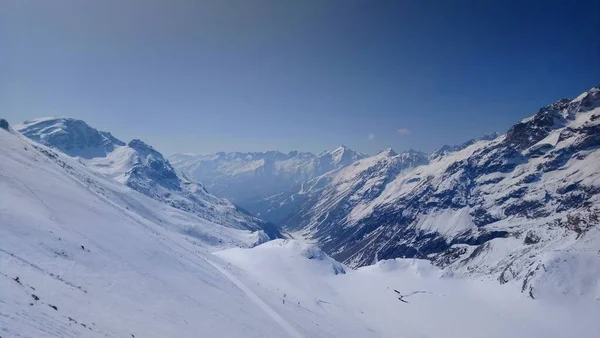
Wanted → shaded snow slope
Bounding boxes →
[15,117,279,238]
[284,149,428,240]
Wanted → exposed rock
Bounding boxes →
[524,231,541,245]
[0,119,9,131]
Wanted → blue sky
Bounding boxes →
[2,0,599,155]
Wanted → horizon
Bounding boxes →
[10,83,597,157]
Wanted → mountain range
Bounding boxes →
[172,86,600,299]
[7,85,600,299]
[3,119,595,337]
[169,145,367,223]
[1,86,599,337]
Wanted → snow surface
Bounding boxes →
[1,126,599,337]
[14,117,275,236]
[0,127,293,337]
[215,239,600,338]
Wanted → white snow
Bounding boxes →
[215,239,600,338]
[1,126,599,337]
[0,128,293,337]
[14,117,271,234]
[413,208,475,238]
[4,86,600,337]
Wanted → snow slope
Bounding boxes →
[0,125,294,337]
[15,117,279,238]
[284,148,428,240]
[215,239,600,338]
[1,124,598,337]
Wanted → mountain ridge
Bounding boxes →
[15,117,281,239]
[170,144,369,222]
[9,86,600,301]
[2,123,596,336]
[276,86,600,299]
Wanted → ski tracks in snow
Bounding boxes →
[203,257,305,338]
[157,229,304,338]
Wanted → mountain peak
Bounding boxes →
[15,117,125,159]
[574,85,600,112]
[396,149,428,166]
[402,148,422,154]
[542,98,571,112]
[326,145,350,154]
[431,132,501,160]
[322,145,367,164]
[128,138,156,152]
[378,147,397,157]
[0,119,9,131]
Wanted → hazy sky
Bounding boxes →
[2,0,599,155]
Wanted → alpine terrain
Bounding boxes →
[15,117,280,239]
[172,86,600,300]
[279,86,600,299]
[3,0,598,336]
[1,87,599,338]
[170,146,367,223]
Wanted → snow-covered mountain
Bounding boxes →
[16,117,280,238]
[170,145,367,222]
[0,124,298,337]
[6,125,597,338]
[281,86,600,299]
[284,148,429,237]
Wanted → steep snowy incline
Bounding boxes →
[15,117,280,238]
[169,146,367,223]
[283,149,428,244]
[0,125,303,337]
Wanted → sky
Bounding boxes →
[1,0,599,156]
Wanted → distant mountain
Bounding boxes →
[170,145,368,223]
[16,117,280,239]
[280,86,600,299]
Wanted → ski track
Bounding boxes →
[203,257,305,338]
[78,165,304,338]
[149,220,304,338]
